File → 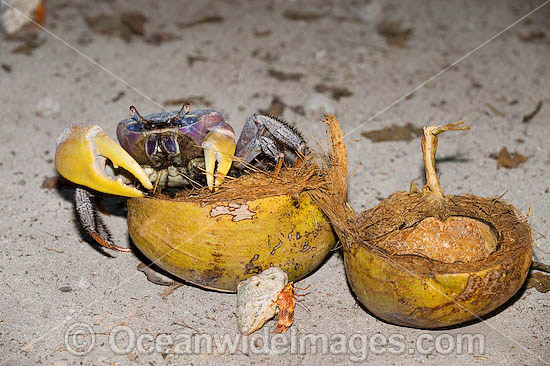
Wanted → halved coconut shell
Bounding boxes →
[127,136,338,292]
[311,120,533,328]
[346,192,532,328]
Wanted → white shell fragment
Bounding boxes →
[236,267,288,335]
[0,0,41,34]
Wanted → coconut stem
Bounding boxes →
[422,121,470,198]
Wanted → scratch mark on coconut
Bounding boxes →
[210,203,256,221]
[245,254,262,275]
[211,251,223,264]
[271,241,283,255]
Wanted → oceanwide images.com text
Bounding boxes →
[64,322,486,361]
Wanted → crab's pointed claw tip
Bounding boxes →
[202,130,236,191]
[55,125,153,197]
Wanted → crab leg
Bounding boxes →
[55,125,153,197]
[234,114,308,169]
[271,153,285,182]
[202,128,236,190]
[75,188,130,252]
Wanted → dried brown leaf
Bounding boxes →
[41,175,70,189]
[361,123,423,142]
[314,84,353,101]
[267,69,303,82]
[522,101,543,123]
[517,31,548,43]
[377,21,413,48]
[259,96,286,117]
[490,147,528,169]
[163,96,212,108]
[526,272,550,293]
[177,15,224,29]
[283,9,326,22]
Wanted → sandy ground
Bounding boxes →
[1,0,549,365]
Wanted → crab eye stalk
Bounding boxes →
[177,102,191,120]
[167,102,191,126]
[130,105,141,122]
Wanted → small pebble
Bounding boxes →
[59,285,73,292]
[0,0,42,34]
[77,276,90,290]
[356,1,383,24]
[315,49,327,59]
[35,96,61,118]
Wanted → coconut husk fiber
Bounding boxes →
[353,191,532,276]
[306,118,534,328]
[309,118,532,276]
[143,115,346,207]
[168,157,328,204]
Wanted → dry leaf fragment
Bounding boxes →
[163,96,212,107]
[522,101,543,123]
[526,272,550,293]
[137,263,180,287]
[177,15,224,29]
[377,21,413,48]
[267,69,303,82]
[85,12,147,42]
[10,36,45,55]
[259,96,285,117]
[517,31,548,43]
[145,32,181,46]
[489,147,528,169]
[362,123,423,142]
[41,175,70,189]
[314,84,353,101]
[283,9,326,21]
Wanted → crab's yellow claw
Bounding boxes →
[55,125,153,197]
[202,129,236,191]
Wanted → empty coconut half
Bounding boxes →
[312,120,533,328]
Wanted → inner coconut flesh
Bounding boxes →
[380,216,498,263]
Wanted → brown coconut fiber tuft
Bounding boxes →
[354,192,531,273]
[309,117,532,276]
[149,115,345,206]
[169,158,329,204]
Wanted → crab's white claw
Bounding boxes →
[202,129,236,191]
[55,125,153,197]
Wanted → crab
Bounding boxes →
[55,103,308,251]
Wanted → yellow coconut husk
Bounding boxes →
[312,119,532,328]
[127,123,340,293]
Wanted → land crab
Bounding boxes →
[54,105,337,291]
[55,103,308,251]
